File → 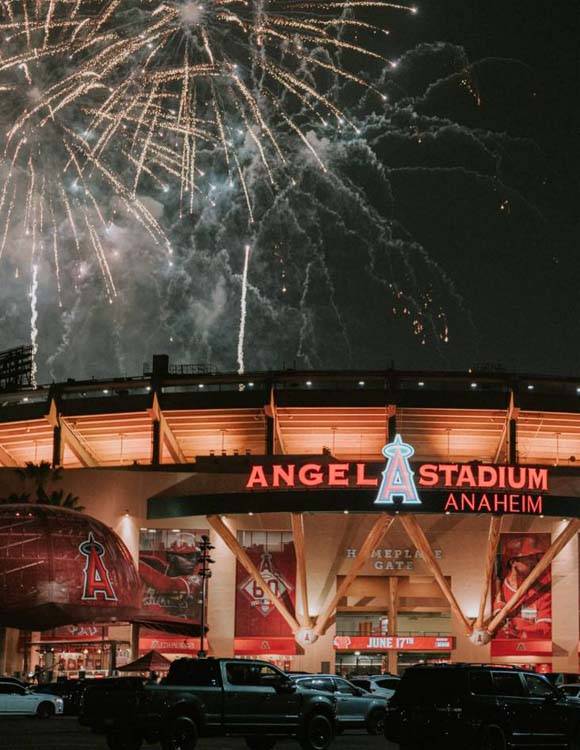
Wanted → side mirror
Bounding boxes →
[545,691,560,704]
[275,679,297,694]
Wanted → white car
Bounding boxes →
[0,682,64,717]
[350,674,401,700]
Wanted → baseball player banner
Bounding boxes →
[492,533,552,641]
[235,538,297,639]
[139,529,207,622]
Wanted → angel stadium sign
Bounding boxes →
[245,434,549,516]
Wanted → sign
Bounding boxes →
[139,528,207,625]
[492,533,552,641]
[40,625,107,643]
[376,435,421,506]
[491,639,553,657]
[345,546,443,571]
[234,637,300,656]
[235,536,297,639]
[243,435,549,516]
[139,630,204,655]
[333,635,455,652]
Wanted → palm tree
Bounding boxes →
[43,489,85,512]
[3,461,85,511]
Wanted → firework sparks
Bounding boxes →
[237,242,251,374]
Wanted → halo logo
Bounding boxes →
[375,434,421,506]
[79,532,117,601]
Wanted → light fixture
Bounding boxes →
[358,381,365,387]
[306,380,312,386]
[103,389,109,394]
[248,512,254,516]
[577,387,580,394]
[418,381,425,387]
[172,529,181,533]
[343,510,349,514]
[470,383,477,389]
[527,384,534,390]
[198,383,205,389]
[248,382,254,387]
[123,509,129,516]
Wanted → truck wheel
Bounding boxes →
[367,709,386,735]
[161,717,199,750]
[300,714,334,750]
[479,726,506,750]
[36,702,55,719]
[245,738,277,750]
[106,728,143,750]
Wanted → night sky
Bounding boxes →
[0,0,578,379]
[387,0,579,374]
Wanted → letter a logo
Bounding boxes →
[375,434,421,506]
[79,532,117,601]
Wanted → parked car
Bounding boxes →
[290,674,387,735]
[349,674,400,700]
[385,664,580,749]
[80,658,337,750]
[0,681,64,718]
[546,673,580,687]
[32,679,94,715]
[561,684,580,699]
[0,677,28,688]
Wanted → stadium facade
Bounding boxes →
[1,355,580,678]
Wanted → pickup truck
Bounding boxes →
[80,658,336,750]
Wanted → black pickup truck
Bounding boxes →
[80,658,336,750]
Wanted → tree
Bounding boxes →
[1,462,85,511]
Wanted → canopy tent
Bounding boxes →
[118,650,171,673]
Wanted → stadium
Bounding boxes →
[1,350,580,679]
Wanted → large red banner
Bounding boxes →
[333,636,455,652]
[139,529,207,623]
[492,533,552,641]
[235,539,296,641]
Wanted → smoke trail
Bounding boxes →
[237,244,251,374]
[30,263,39,387]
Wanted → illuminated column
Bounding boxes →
[0,627,6,675]
[552,523,579,672]
[130,623,140,661]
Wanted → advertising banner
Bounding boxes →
[333,635,455,652]
[492,533,552,647]
[235,536,297,643]
[139,529,207,623]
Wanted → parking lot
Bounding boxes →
[0,717,388,750]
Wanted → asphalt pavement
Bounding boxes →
[0,717,389,750]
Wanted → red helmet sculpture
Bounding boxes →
[0,504,142,629]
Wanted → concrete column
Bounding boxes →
[552,527,579,672]
[0,627,6,675]
[151,419,161,466]
[52,425,62,468]
[207,524,237,657]
[130,624,140,661]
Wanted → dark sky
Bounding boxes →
[394,0,579,375]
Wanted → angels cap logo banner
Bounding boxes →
[79,532,117,601]
[375,434,421,506]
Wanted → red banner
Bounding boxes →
[491,639,552,657]
[39,624,107,642]
[234,637,299,656]
[235,539,296,639]
[492,533,552,641]
[333,635,455,652]
[139,630,204,655]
